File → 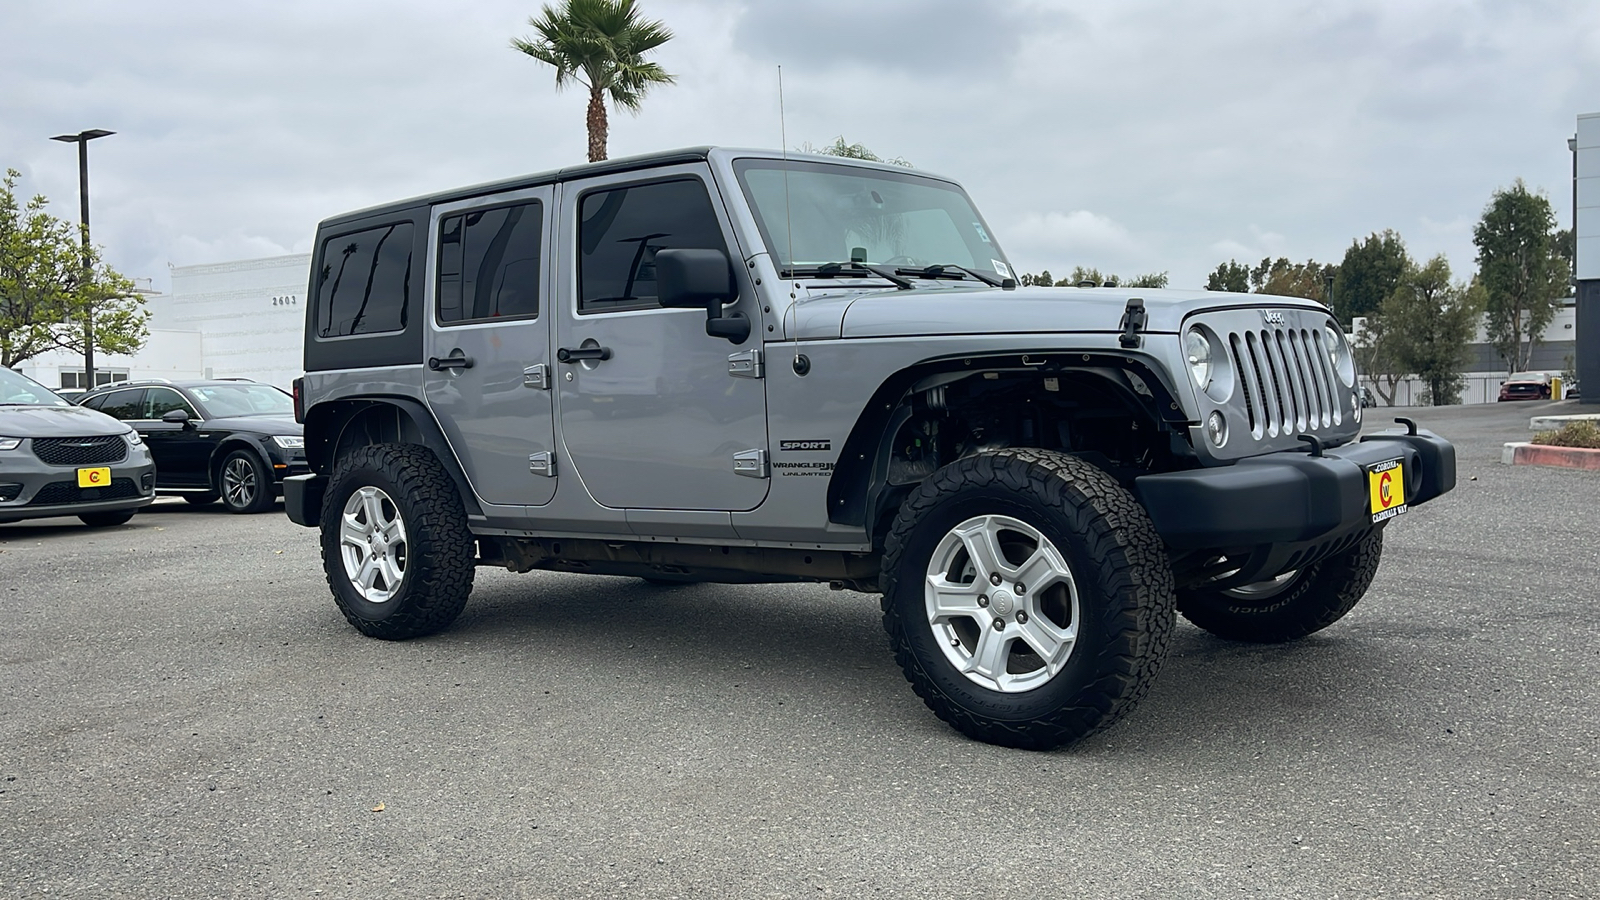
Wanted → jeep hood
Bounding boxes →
[787,285,1328,341]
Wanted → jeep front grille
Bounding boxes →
[31,435,127,466]
[1226,326,1342,439]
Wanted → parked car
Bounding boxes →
[284,146,1456,750]
[1497,372,1553,401]
[0,366,155,527]
[77,379,307,513]
[53,387,88,404]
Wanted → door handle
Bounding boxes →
[427,353,474,371]
[556,346,613,363]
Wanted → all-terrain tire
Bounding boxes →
[1176,528,1383,643]
[320,443,475,640]
[880,448,1176,750]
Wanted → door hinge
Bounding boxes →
[728,349,764,379]
[523,364,550,390]
[528,451,556,477]
[732,448,769,478]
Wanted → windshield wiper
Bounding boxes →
[780,261,915,290]
[904,263,1007,288]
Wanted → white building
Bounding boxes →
[147,254,311,389]
[19,255,310,392]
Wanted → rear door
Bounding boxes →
[423,186,559,508]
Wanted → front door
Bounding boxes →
[553,168,769,511]
[423,186,559,508]
[138,386,212,487]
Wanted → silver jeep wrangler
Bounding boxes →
[286,147,1455,749]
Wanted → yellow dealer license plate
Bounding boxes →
[1367,459,1407,524]
[76,467,112,488]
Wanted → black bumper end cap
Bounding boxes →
[283,473,326,527]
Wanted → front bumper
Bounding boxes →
[0,444,157,523]
[1135,427,1455,584]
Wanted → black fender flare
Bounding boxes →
[304,395,483,518]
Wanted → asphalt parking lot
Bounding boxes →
[2,400,1596,899]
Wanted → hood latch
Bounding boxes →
[1118,298,1146,349]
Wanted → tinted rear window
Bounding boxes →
[315,222,414,337]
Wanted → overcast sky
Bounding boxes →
[4,0,1596,297]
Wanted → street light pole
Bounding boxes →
[49,128,114,390]
[1571,135,1579,284]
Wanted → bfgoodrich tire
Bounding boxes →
[320,443,475,640]
[880,449,1176,750]
[1176,528,1383,643]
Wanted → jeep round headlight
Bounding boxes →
[1325,323,1356,387]
[1184,328,1213,390]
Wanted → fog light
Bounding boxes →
[1206,411,1227,448]
[141,473,155,493]
[1352,393,1363,423]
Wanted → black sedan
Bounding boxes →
[77,380,308,513]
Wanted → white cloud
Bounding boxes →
[2,0,1595,294]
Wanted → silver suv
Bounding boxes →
[285,148,1455,749]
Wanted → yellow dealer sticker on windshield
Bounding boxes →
[1368,459,1407,524]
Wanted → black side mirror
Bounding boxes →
[161,408,192,424]
[654,248,750,344]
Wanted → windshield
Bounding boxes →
[0,367,70,407]
[189,383,293,417]
[734,159,1012,281]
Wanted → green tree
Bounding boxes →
[1018,269,1054,287]
[806,137,911,167]
[1068,266,1112,286]
[1206,260,1249,293]
[1122,272,1170,289]
[1472,179,1564,373]
[1250,257,1334,303]
[1330,230,1409,325]
[512,0,675,163]
[1352,312,1402,407]
[0,169,144,369]
[1380,255,1481,406]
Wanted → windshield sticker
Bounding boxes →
[972,222,991,244]
[991,260,1011,278]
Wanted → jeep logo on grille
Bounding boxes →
[1260,310,1286,326]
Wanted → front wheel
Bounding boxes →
[881,449,1176,750]
[1177,528,1383,643]
[320,443,474,640]
[219,449,274,513]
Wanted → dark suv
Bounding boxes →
[79,379,307,513]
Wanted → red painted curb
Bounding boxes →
[1514,444,1600,471]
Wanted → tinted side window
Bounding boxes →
[94,389,145,421]
[578,179,727,314]
[438,201,542,325]
[142,388,198,420]
[315,222,414,337]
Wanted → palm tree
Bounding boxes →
[511,0,675,162]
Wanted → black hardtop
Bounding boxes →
[317,146,715,230]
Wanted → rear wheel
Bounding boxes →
[881,449,1176,750]
[321,443,474,640]
[1176,528,1383,642]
